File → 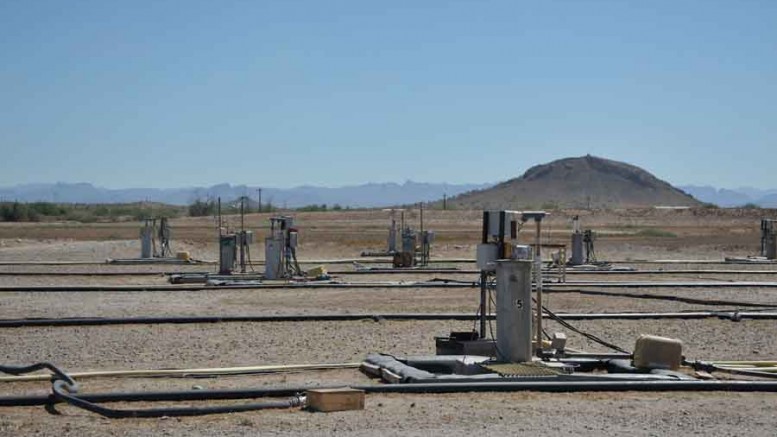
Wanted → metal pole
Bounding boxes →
[479,211,489,338]
[479,272,488,338]
[239,198,246,273]
[535,218,543,355]
[419,203,426,266]
[217,197,223,274]
[419,203,424,235]
[217,198,222,236]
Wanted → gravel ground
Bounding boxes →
[2,391,776,437]
[1,224,777,436]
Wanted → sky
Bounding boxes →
[1,0,776,189]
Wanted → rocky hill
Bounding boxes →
[448,155,700,209]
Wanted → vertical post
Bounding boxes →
[534,218,543,355]
[140,220,153,259]
[419,203,425,266]
[217,197,223,274]
[498,211,506,257]
[419,203,424,235]
[217,198,222,236]
[257,189,262,213]
[443,194,447,211]
[239,197,246,273]
[479,210,489,339]
[388,210,397,253]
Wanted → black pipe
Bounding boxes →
[0,313,486,327]
[6,280,777,293]
[0,259,773,267]
[547,288,777,308]
[0,282,477,293]
[52,380,303,418]
[549,281,777,288]
[0,310,775,328]
[0,272,171,277]
[7,268,777,277]
[359,380,777,394]
[4,380,777,409]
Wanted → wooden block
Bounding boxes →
[306,388,365,412]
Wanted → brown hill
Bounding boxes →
[449,155,700,209]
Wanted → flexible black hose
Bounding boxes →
[52,380,304,418]
[1,363,305,418]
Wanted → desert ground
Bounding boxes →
[1,208,777,436]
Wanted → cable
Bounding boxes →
[486,285,506,360]
[539,302,629,354]
[0,363,77,388]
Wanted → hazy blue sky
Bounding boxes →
[1,0,775,188]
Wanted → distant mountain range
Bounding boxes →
[1,177,775,209]
[678,186,777,208]
[0,181,493,208]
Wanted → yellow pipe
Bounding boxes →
[711,361,777,366]
[0,362,361,383]
[714,366,777,372]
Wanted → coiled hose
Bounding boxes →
[2,362,305,418]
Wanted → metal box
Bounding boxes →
[264,236,284,279]
[495,260,533,363]
[476,244,498,271]
[766,232,777,260]
[140,226,153,258]
[306,388,364,412]
[633,334,683,370]
[401,231,417,253]
[237,231,253,245]
[486,210,520,238]
[219,234,237,275]
[570,233,584,265]
[288,231,298,248]
[509,244,533,261]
